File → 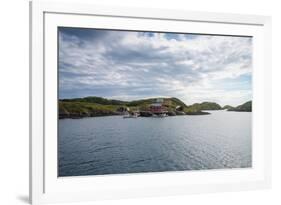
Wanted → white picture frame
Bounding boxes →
[30,1,272,204]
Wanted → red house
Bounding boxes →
[149,98,168,114]
[150,103,165,114]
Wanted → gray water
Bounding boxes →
[58,110,251,177]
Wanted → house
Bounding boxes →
[150,98,167,114]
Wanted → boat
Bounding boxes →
[123,112,138,118]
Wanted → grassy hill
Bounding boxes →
[186,102,222,111]
[61,96,128,105]
[59,101,122,118]
[227,101,252,112]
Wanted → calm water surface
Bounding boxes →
[58,110,251,177]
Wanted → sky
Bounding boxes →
[58,27,252,106]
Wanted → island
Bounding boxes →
[59,97,252,119]
[226,101,252,112]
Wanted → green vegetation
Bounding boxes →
[185,102,222,111]
[59,96,251,119]
[61,96,127,105]
[227,101,252,112]
[59,101,121,118]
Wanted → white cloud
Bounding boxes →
[59,28,252,106]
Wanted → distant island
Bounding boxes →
[59,96,252,119]
[224,101,252,112]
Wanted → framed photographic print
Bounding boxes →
[30,1,272,204]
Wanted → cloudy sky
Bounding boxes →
[58,27,252,106]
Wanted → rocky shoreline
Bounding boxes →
[59,110,211,119]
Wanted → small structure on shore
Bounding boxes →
[116,106,130,113]
[123,112,139,118]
